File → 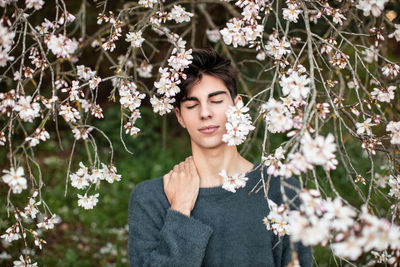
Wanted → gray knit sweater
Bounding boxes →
[128,163,312,266]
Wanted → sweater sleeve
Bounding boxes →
[272,177,313,267]
[128,184,213,267]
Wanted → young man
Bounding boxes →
[129,49,312,266]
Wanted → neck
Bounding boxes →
[190,141,253,187]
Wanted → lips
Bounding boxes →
[199,125,219,134]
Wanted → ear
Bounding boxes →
[233,95,242,105]
[175,107,186,128]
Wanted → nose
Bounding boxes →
[199,103,213,120]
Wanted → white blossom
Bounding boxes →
[282,3,301,23]
[47,34,78,58]
[150,96,175,116]
[386,121,400,145]
[301,133,337,170]
[14,96,40,123]
[59,104,81,123]
[2,167,27,194]
[388,175,400,199]
[279,71,310,101]
[72,127,93,140]
[356,0,389,17]
[13,255,38,267]
[262,199,290,236]
[356,118,375,136]
[388,24,400,42]
[125,31,144,48]
[382,63,400,78]
[206,29,221,43]
[371,86,396,103]
[37,214,59,230]
[362,45,378,63]
[137,61,153,78]
[78,193,99,209]
[25,0,44,10]
[222,101,255,146]
[265,34,291,60]
[220,169,248,193]
[168,5,194,23]
[1,225,21,243]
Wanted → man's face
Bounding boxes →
[175,74,241,150]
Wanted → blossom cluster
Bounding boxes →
[288,190,400,261]
[117,80,145,136]
[386,121,400,145]
[220,1,265,51]
[220,169,248,193]
[260,97,303,134]
[222,101,255,146]
[151,36,193,115]
[262,199,290,237]
[69,162,121,209]
[0,23,15,67]
[262,132,337,178]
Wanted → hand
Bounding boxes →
[163,156,200,217]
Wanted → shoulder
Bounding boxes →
[129,177,165,206]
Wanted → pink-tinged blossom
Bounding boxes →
[25,128,50,147]
[260,98,294,133]
[59,104,81,123]
[356,0,389,17]
[362,45,378,63]
[14,96,40,123]
[150,96,175,116]
[265,34,291,60]
[0,24,15,51]
[355,118,375,136]
[263,199,290,236]
[282,3,301,23]
[324,198,356,232]
[206,29,221,43]
[222,101,255,146]
[137,61,153,78]
[388,175,400,199]
[2,167,27,194]
[382,63,400,78]
[331,9,346,25]
[23,198,40,220]
[13,255,38,267]
[301,133,337,170]
[287,152,312,175]
[36,214,60,230]
[220,169,248,193]
[125,31,144,48]
[89,77,101,89]
[168,49,193,72]
[388,24,400,42]
[371,86,396,103]
[47,34,78,58]
[72,127,93,140]
[119,81,145,112]
[1,224,21,243]
[331,235,363,261]
[78,193,99,210]
[386,121,400,144]
[168,5,193,23]
[220,18,246,48]
[25,0,44,10]
[279,71,310,101]
[77,65,96,81]
[138,0,157,8]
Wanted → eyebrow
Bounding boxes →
[182,90,228,102]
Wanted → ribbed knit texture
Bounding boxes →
[129,163,312,267]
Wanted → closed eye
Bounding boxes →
[187,104,197,109]
[211,100,223,104]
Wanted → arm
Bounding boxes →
[128,188,213,267]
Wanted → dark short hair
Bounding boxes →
[174,48,238,108]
